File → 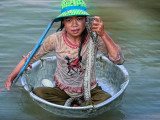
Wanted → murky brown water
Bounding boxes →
[0,0,160,120]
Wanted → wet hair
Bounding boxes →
[56,19,88,62]
[56,20,64,32]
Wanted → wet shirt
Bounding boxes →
[27,30,124,97]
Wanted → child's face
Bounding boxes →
[64,16,86,38]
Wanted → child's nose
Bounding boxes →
[72,19,78,26]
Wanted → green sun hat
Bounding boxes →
[54,0,90,22]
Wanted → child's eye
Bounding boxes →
[77,17,83,21]
[66,19,71,22]
[65,18,72,22]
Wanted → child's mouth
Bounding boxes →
[72,29,79,34]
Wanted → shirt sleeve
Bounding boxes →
[26,34,56,64]
[97,36,125,65]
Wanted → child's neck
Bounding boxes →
[66,33,81,45]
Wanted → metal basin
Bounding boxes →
[21,56,129,118]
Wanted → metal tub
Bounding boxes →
[21,56,129,118]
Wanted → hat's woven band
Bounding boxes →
[61,6,86,14]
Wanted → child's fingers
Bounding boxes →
[93,16,102,22]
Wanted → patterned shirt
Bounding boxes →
[27,30,124,97]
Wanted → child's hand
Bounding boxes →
[5,76,13,91]
[5,55,32,91]
[91,16,106,37]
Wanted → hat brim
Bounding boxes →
[54,9,90,22]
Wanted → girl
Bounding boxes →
[5,0,124,106]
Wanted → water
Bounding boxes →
[0,0,160,120]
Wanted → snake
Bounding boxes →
[64,17,99,106]
[83,17,99,101]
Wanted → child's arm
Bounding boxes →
[5,56,31,90]
[92,16,124,64]
[5,34,56,90]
